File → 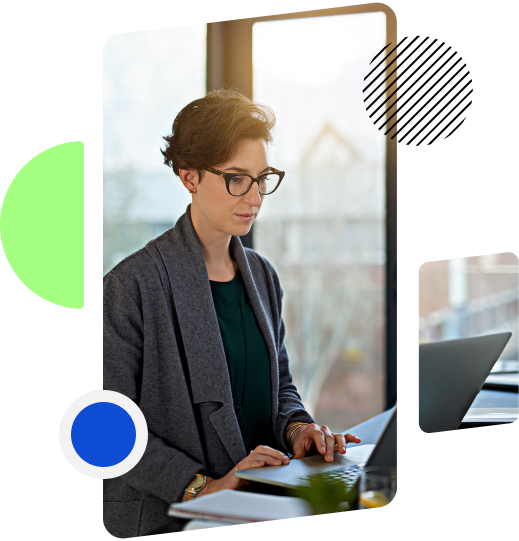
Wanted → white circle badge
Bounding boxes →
[60,390,148,479]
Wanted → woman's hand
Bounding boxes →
[290,423,361,462]
[196,445,290,498]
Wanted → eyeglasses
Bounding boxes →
[204,166,285,197]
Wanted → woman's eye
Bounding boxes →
[231,176,248,184]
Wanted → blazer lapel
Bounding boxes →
[155,206,246,464]
[231,236,279,426]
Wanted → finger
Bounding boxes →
[345,433,361,444]
[314,426,327,455]
[325,431,335,461]
[319,426,335,462]
[311,428,327,457]
[334,433,347,454]
[268,449,290,462]
[240,459,265,471]
[252,454,289,465]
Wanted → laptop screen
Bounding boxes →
[364,407,396,468]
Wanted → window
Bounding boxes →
[251,11,388,429]
[419,253,518,365]
[103,25,206,274]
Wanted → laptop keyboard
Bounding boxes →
[299,464,363,487]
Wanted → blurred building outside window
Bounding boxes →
[419,253,519,374]
[253,12,387,430]
[103,25,206,275]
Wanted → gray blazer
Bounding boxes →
[103,205,314,537]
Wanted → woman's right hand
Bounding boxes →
[196,446,290,497]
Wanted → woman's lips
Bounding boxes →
[235,214,255,222]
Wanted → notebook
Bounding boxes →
[168,490,312,524]
[235,407,396,489]
[419,332,512,432]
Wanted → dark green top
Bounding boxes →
[209,270,275,453]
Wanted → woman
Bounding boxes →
[103,88,360,537]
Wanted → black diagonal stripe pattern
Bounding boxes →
[362,43,397,139]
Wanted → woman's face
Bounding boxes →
[188,138,269,239]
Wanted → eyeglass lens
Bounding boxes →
[228,173,281,196]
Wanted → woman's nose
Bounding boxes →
[242,181,263,206]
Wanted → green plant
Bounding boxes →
[292,476,357,515]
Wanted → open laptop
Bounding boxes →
[235,407,396,490]
[419,332,512,433]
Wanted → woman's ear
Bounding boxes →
[178,168,199,194]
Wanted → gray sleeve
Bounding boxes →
[103,271,203,503]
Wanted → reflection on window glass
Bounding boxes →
[253,12,387,431]
[103,26,206,274]
[419,253,519,373]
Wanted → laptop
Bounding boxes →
[419,332,512,433]
[235,407,396,490]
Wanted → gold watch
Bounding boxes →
[185,473,206,501]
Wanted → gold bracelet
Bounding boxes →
[287,422,308,435]
[288,424,307,445]
[284,424,300,445]
[285,422,302,441]
[287,423,309,446]
[287,425,302,445]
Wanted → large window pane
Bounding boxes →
[419,253,519,372]
[103,26,206,274]
[253,13,387,430]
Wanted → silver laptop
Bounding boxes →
[419,332,512,433]
[235,407,396,489]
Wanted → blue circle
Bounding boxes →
[71,402,136,467]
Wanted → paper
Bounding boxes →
[168,489,313,523]
[183,520,234,530]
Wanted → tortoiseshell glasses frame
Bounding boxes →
[204,166,285,196]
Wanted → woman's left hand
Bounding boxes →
[290,423,361,462]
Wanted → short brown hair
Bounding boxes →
[161,87,276,177]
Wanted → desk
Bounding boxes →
[150,408,391,535]
[471,388,518,409]
[483,372,519,392]
[461,387,518,427]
